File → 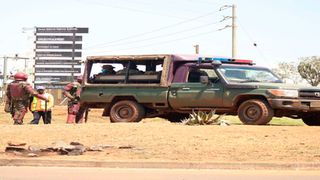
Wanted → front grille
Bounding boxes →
[299,90,320,99]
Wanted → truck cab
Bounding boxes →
[81,54,320,125]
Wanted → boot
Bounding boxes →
[14,119,23,125]
[66,114,76,123]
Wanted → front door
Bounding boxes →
[168,67,224,110]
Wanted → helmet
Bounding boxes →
[76,75,83,83]
[102,65,114,69]
[14,72,28,81]
[36,86,46,90]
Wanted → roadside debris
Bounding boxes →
[7,141,27,146]
[4,141,138,157]
[118,145,134,149]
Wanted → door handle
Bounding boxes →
[99,91,103,96]
[181,87,190,90]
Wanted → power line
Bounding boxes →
[85,20,222,50]
[237,20,269,63]
[88,28,222,54]
[185,0,223,6]
[117,0,214,14]
[78,0,189,20]
[85,10,221,49]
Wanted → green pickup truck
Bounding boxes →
[80,54,320,125]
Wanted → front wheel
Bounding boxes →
[110,100,145,123]
[302,113,320,126]
[238,99,274,125]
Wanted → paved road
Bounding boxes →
[1,166,320,180]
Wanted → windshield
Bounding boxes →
[218,66,282,83]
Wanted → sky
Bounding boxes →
[0,0,319,71]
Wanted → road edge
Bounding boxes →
[1,159,320,170]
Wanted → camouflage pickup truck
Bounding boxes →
[81,54,320,125]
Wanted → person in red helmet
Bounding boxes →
[4,72,48,125]
[63,75,85,123]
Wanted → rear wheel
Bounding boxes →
[302,113,320,126]
[238,99,274,125]
[110,100,145,123]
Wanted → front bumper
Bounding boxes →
[268,98,320,112]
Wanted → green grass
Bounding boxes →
[223,115,305,126]
[147,115,306,126]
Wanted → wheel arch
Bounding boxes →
[234,95,269,110]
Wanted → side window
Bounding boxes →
[187,68,218,83]
[89,60,163,84]
[89,62,124,84]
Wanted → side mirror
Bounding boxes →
[200,76,209,84]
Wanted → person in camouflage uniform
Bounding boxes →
[63,75,85,123]
[116,62,143,75]
[5,72,48,125]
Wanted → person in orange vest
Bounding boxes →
[30,86,54,124]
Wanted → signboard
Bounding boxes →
[34,83,67,89]
[36,27,89,33]
[35,59,81,65]
[36,44,82,49]
[34,27,88,89]
[35,76,73,82]
[35,51,82,57]
[35,67,81,73]
[36,35,82,41]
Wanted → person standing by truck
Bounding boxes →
[30,86,54,124]
[63,75,84,123]
[4,72,48,125]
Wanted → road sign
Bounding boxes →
[34,83,67,89]
[36,27,89,33]
[35,76,74,82]
[36,44,82,49]
[35,67,81,73]
[34,27,88,89]
[36,35,82,41]
[35,59,81,65]
[35,51,82,57]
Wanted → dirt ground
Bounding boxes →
[0,105,320,163]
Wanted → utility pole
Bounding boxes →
[0,55,30,101]
[14,54,29,73]
[1,56,8,102]
[71,27,76,80]
[193,44,199,54]
[231,4,237,58]
[219,4,237,58]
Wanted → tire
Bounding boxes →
[160,113,189,122]
[302,113,320,126]
[238,99,274,125]
[110,100,145,123]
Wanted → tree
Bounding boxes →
[272,62,301,84]
[298,56,320,86]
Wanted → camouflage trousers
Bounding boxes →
[68,101,85,123]
[12,100,29,125]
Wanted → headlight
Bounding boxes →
[267,89,299,98]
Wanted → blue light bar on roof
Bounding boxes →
[198,57,230,62]
[212,57,231,62]
[197,57,253,64]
